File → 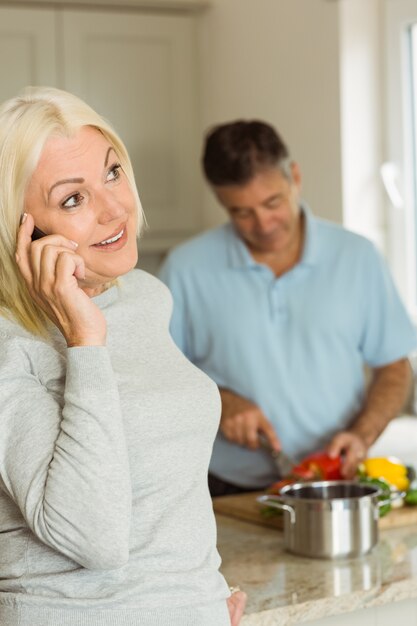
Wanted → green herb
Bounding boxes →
[359,476,392,517]
[405,489,417,506]
[260,505,283,518]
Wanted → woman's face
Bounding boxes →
[24,126,139,295]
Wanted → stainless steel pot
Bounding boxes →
[257,480,400,559]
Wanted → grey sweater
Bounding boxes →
[0,270,230,626]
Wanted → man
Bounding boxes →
[159,120,416,496]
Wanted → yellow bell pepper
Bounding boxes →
[362,457,409,491]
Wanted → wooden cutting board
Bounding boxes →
[212,491,417,531]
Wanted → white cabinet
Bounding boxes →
[61,10,200,242]
[0,7,57,104]
[2,0,208,10]
[0,5,200,262]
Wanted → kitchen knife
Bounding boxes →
[258,434,295,477]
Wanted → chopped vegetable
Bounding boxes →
[405,489,417,506]
[265,451,343,507]
[260,504,283,519]
[361,457,410,492]
[267,451,343,496]
[268,478,295,495]
[291,451,343,481]
[359,476,392,517]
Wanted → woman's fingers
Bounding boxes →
[227,590,247,626]
[15,214,84,316]
[15,213,36,284]
[15,214,106,346]
[16,213,79,290]
[38,245,85,291]
[30,237,79,283]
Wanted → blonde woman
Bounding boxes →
[0,87,246,626]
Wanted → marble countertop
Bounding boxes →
[216,513,417,625]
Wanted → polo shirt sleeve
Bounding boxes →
[158,256,190,358]
[359,243,417,367]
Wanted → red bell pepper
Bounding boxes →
[268,451,343,494]
[267,477,295,495]
[292,451,343,480]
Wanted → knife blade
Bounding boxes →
[258,434,295,477]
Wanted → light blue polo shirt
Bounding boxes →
[159,207,417,488]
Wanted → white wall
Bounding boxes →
[197,0,343,228]
[339,0,386,251]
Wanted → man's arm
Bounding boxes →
[328,357,413,477]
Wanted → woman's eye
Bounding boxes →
[62,193,84,209]
[107,163,122,182]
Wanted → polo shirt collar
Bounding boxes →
[227,200,319,269]
[300,202,319,267]
[227,224,254,269]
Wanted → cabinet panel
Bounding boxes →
[60,10,200,237]
[0,0,209,10]
[0,7,57,105]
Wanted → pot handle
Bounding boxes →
[377,490,407,509]
[257,494,296,524]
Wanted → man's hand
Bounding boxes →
[227,589,247,626]
[327,358,412,478]
[327,431,367,478]
[219,388,281,451]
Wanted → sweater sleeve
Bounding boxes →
[0,340,132,570]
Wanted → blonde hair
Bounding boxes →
[0,86,144,336]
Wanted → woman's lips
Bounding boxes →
[91,225,128,251]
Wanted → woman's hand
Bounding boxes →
[15,213,107,346]
[227,589,247,626]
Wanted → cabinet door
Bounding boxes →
[0,7,57,106]
[60,9,200,239]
